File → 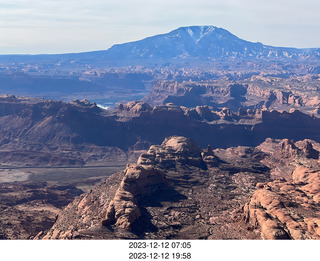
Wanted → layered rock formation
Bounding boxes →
[103,164,168,230]
[2,95,320,168]
[241,138,320,239]
[243,165,320,239]
[38,136,263,239]
[39,135,320,240]
[113,99,320,150]
[2,95,320,240]
[0,95,131,167]
[143,77,320,115]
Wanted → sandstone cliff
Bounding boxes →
[2,95,320,168]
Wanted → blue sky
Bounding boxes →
[0,0,319,54]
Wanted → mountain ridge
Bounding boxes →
[0,26,319,64]
[105,25,319,61]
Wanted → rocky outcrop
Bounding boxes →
[300,140,319,159]
[70,99,99,109]
[38,136,320,240]
[276,139,319,159]
[103,136,205,230]
[117,101,152,114]
[103,164,167,230]
[201,145,218,167]
[41,136,273,239]
[195,106,220,122]
[41,171,125,240]
[243,165,320,239]
[137,136,205,168]
[280,139,301,158]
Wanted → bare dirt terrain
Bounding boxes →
[0,162,126,239]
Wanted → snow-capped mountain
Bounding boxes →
[0,26,319,67]
[104,26,319,60]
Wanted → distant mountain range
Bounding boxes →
[0,26,319,65]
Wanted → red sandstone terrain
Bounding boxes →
[1,26,320,242]
[1,95,320,239]
[39,136,320,240]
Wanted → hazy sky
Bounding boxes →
[0,0,319,54]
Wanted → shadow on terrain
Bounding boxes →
[132,186,188,236]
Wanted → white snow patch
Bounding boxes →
[187,28,194,37]
[196,26,216,43]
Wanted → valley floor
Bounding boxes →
[0,161,126,239]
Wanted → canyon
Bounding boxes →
[1,26,320,240]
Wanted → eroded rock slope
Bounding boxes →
[40,136,320,239]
